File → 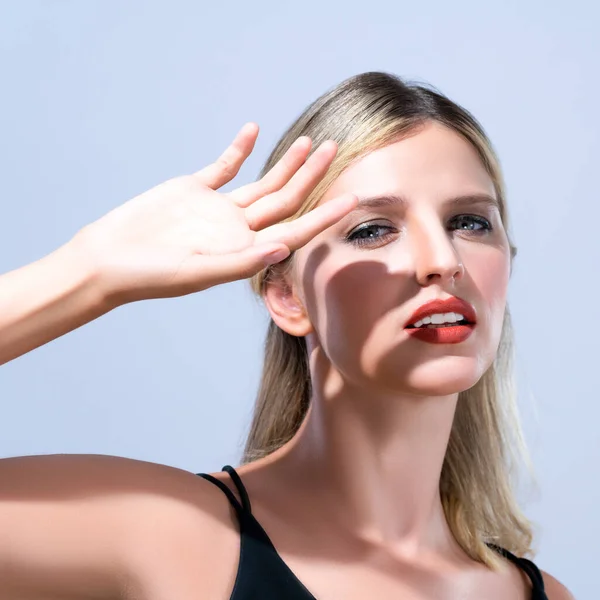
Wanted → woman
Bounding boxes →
[0,72,573,599]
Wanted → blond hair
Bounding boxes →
[244,72,536,569]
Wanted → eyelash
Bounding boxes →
[346,215,493,247]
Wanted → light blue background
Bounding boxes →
[1,1,597,597]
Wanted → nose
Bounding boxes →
[410,218,464,287]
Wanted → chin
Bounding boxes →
[376,355,488,396]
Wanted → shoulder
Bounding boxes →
[0,454,238,599]
[540,570,575,600]
[0,453,228,511]
[0,453,236,540]
[114,460,243,597]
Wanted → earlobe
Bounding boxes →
[263,274,313,337]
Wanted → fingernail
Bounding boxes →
[263,247,290,267]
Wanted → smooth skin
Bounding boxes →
[0,124,573,599]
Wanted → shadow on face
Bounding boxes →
[265,123,512,398]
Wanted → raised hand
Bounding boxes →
[72,123,357,305]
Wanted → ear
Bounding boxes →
[263,267,313,338]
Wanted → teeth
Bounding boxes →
[411,312,465,328]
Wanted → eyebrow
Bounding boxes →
[353,193,500,212]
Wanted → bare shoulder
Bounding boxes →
[0,452,230,516]
[0,454,239,600]
[540,570,576,600]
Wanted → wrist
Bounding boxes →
[52,235,118,315]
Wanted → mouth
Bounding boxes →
[405,318,473,329]
[404,320,476,344]
[403,296,477,344]
[403,296,477,330]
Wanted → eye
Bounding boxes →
[346,214,493,248]
[449,214,493,234]
[346,223,396,247]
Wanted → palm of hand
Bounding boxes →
[73,123,357,304]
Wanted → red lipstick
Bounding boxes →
[404,296,477,345]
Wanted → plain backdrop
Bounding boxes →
[1,1,597,597]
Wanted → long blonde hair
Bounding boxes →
[244,72,536,569]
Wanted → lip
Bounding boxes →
[404,296,477,328]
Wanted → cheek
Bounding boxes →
[298,242,511,387]
[469,250,511,345]
[304,260,405,360]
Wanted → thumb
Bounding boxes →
[199,243,291,286]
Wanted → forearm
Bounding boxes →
[0,242,111,365]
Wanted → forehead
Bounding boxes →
[321,122,495,204]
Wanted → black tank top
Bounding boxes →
[196,465,548,599]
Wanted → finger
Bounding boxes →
[193,123,259,190]
[244,140,338,231]
[229,136,312,208]
[192,243,291,287]
[255,193,358,251]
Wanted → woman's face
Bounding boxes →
[281,122,511,396]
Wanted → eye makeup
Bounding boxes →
[344,214,493,248]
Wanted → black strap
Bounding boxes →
[487,543,546,593]
[518,557,546,591]
[223,464,253,513]
[196,464,252,516]
[196,471,245,517]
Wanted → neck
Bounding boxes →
[267,346,461,558]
